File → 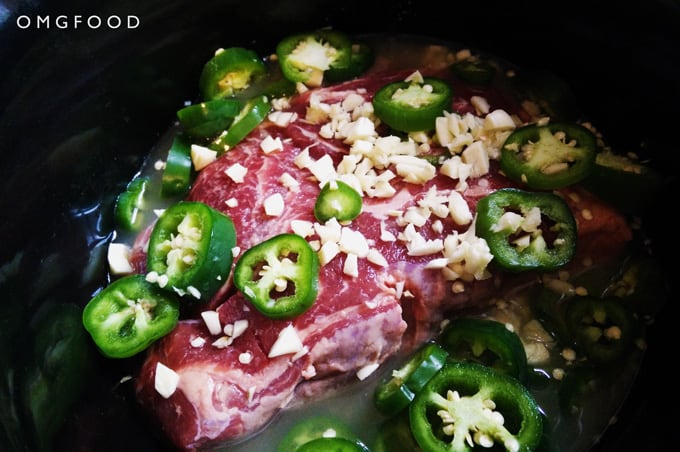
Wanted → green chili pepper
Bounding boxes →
[475,188,577,272]
[529,287,571,344]
[579,150,664,215]
[199,47,268,101]
[500,122,597,190]
[161,134,193,197]
[440,317,528,383]
[277,415,369,452]
[82,274,180,358]
[324,42,374,83]
[147,201,237,301]
[276,29,352,87]
[372,410,420,452]
[610,254,669,318]
[24,302,93,452]
[296,437,369,452]
[374,342,449,416]
[210,94,271,153]
[259,76,298,98]
[510,70,581,122]
[372,77,452,132]
[314,180,362,223]
[565,296,634,364]
[233,233,319,319]
[114,176,149,232]
[409,361,544,452]
[176,98,242,139]
[450,58,497,85]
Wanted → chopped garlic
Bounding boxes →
[356,362,380,380]
[201,311,222,335]
[306,154,337,184]
[425,257,449,269]
[338,227,370,257]
[260,135,284,153]
[581,208,593,220]
[448,190,472,225]
[291,219,315,237]
[315,217,342,243]
[190,336,206,348]
[318,241,341,266]
[154,362,179,399]
[191,144,217,171]
[390,155,436,184]
[268,110,298,127]
[404,70,424,84]
[483,109,516,131]
[264,193,285,216]
[493,211,524,233]
[461,141,489,177]
[470,95,490,115]
[279,172,300,192]
[380,221,396,242]
[187,285,201,299]
[231,319,249,339]
[212,336,233,348]
[225,163,248,183]
[268,324,304,358]
[343,252,359,277]
[107,243,134,275]
[366,248,388,267]
[292,147,311,168]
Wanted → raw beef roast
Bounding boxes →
[134,67,632,450]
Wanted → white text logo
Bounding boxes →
[16,15,140,30]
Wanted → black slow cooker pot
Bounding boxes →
[1,0,677,450]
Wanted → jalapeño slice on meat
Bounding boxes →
[441,317,528,383]
[374,342,449,416]
[210,94,271,153]
[276,29,353,87]
[372,76,452,132]
[409,361,543,452]
[233,233,319,319]
[82,274,180,358]
[475,188,577,272]
[314,180,362,222]
[500,122,597,190]
[146,201,237,301]
[199,46,268,101]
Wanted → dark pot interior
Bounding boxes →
[1,0,677,450]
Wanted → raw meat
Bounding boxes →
[133,68,632,450]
